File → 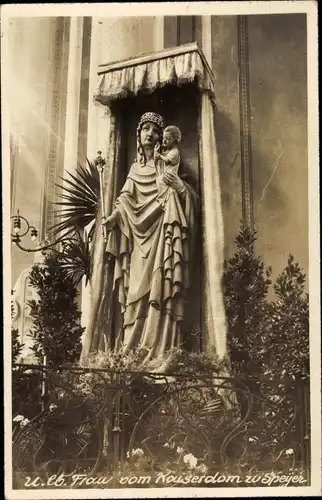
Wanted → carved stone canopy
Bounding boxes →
[94,42,216,106]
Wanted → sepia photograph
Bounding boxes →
[1,2,320,498]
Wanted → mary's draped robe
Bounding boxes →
[82,46,228,361]
[103,159,198,360]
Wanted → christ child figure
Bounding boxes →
[154,125,182,207]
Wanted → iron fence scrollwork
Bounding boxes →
[12,364,310,488]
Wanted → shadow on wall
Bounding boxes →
[214,109,240,209]
[252,147,287,215]
[214,109,286,263]
[247,13,308,282]
[214,109,241,260]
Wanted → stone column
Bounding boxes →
[201,16,212,65]
[40,18,70,239]
[61,17,85,325]
[86,18,110,161]
[154,16,165,51]
[81,17,110,329]
[63,17,84,178]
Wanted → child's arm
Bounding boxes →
[156,148,179,166]
[157,152,173,165]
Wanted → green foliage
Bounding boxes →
[80,347,230,376]
[224,225,309,383]
[223,225,310,466]
[223,226,272,379]
[149,347,231,376]
[12,327,23,364]
[28,252,85,366]
[60,231,92,286]
[51,158,100,239]
[81,348,152,371]
[11,291,23,363]
[11,327,42,420]
[269,254,309,381]
[49,158,100,286]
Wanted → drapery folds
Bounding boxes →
[81,43,227,363]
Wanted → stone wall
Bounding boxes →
[168,14,308,289]
[10,17,70,286]
[248,14,308,284]
[209,14,308,285]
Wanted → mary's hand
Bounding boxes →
[102,212,118,230]
[163,171,186,193]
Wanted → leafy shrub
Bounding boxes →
[28,252,84,366]
[224,226,309,383]
[223,226,310,471]
[11,324,42,420]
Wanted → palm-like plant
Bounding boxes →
[47,158,101,286]
[59,231,92,287]
[50,158,100,240]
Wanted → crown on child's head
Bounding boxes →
[164,125,181,143]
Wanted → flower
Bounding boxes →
[269,395,281,403]
[196,463,207,473]
[49,403,57,412]
[176,446,184,454]
[20,418,30,427]
[163,442,170,448]
[13,415,24,422]
[248,437,258,443]
[132,448,144,457]
[285,448,294,456]
[183,453,198,469]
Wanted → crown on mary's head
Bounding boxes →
[138,112,165,130]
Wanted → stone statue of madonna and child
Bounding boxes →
[85,112,200,372]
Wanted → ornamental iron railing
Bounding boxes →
[12,364,310,489]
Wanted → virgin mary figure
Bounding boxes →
[83,112,199,366]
